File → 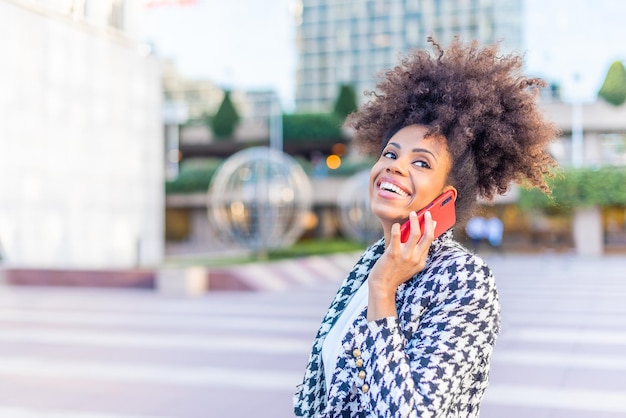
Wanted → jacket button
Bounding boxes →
[361,384,369,393]
[352,348,362,358]
[358,370,366,379]
[355,358,363,367]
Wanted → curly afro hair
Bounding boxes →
[348,37,560,225]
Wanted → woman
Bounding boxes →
[294,38,559,417]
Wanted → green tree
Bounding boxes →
[598,61,626,106]
[282,113,344,142]
[211,90,240,139]
[333,84,358,119]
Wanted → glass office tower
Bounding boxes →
[295,0,522,111]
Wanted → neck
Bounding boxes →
[381,220,400,249]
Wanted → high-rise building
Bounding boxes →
[295,0,523,112]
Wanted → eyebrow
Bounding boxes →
[388,142,438,162]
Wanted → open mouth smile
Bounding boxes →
[378,181,410,197]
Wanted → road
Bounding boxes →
[0,253,625,417]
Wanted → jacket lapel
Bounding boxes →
[294,238,385,416]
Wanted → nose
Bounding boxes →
[387,159,407,176]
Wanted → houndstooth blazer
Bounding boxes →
[293,231,501,418]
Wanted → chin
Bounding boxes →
[371,204,408,224]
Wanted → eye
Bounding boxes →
[382,150,397,159]
[413,159,431,169]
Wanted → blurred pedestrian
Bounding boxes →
[486,216,504,254]
[294,37,559,417]
[311,151,328,178]
[465,215,487,252]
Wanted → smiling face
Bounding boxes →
[369,124,455,230]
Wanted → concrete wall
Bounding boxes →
[540,100,626,166]
[0,1,163,269]
[541,100,626,133]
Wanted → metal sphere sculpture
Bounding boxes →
[336,169,383,244]
[208,147,312,252]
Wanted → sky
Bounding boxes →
[140,0,298,109]
[139,0,626,109]
[523,0,626,102]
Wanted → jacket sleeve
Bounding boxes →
[359,258,500,418]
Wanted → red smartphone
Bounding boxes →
[400,190,456,243]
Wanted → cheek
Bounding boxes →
[368,173,377,198]
[369,162,383,183]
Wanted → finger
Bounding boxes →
[407,211,421,246]
[417,211,436,246]
[390,222,402,251]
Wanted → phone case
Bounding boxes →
[400,190,456,243]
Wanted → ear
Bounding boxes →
[442,185,458,202]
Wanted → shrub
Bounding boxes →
[518,166,626,211]
[165,158,223,194]
[283,113,345,143]
[333,84,359,119]
[598,61,626,106]
[211,91,240,139]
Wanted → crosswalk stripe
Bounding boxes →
[0,328,311,354]
[503,311,626,328]
[484,384,626,413]
[0,357,301,391]
[0,406,170,418]
[492,349,626,370]
[0,308,321,333]
[0,408,171,418]
[506,327,626,345]
[0,295,332,318]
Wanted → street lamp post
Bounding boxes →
[269,96,283,152]
[571,74,584,167]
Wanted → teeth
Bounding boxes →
[380,181,409,197]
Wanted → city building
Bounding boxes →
[161,57,283,127]
[161,59,223,122]
[295,0,523,111]
[162,67,283,161]
[0,0,163,269]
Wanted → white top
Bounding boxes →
[321,280,369,393]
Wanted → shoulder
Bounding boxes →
[431,234,492,276]
[423,235,497,304]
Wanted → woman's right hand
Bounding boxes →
[367,211,436,321]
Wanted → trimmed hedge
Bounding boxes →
[518,166,626,211]
[165,156,376,194]
[283,113,345,143]
[165,158,223,194]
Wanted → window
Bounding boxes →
[406,20,420,45]
[108,0,124,30]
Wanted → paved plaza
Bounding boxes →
[0,253,625,417]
